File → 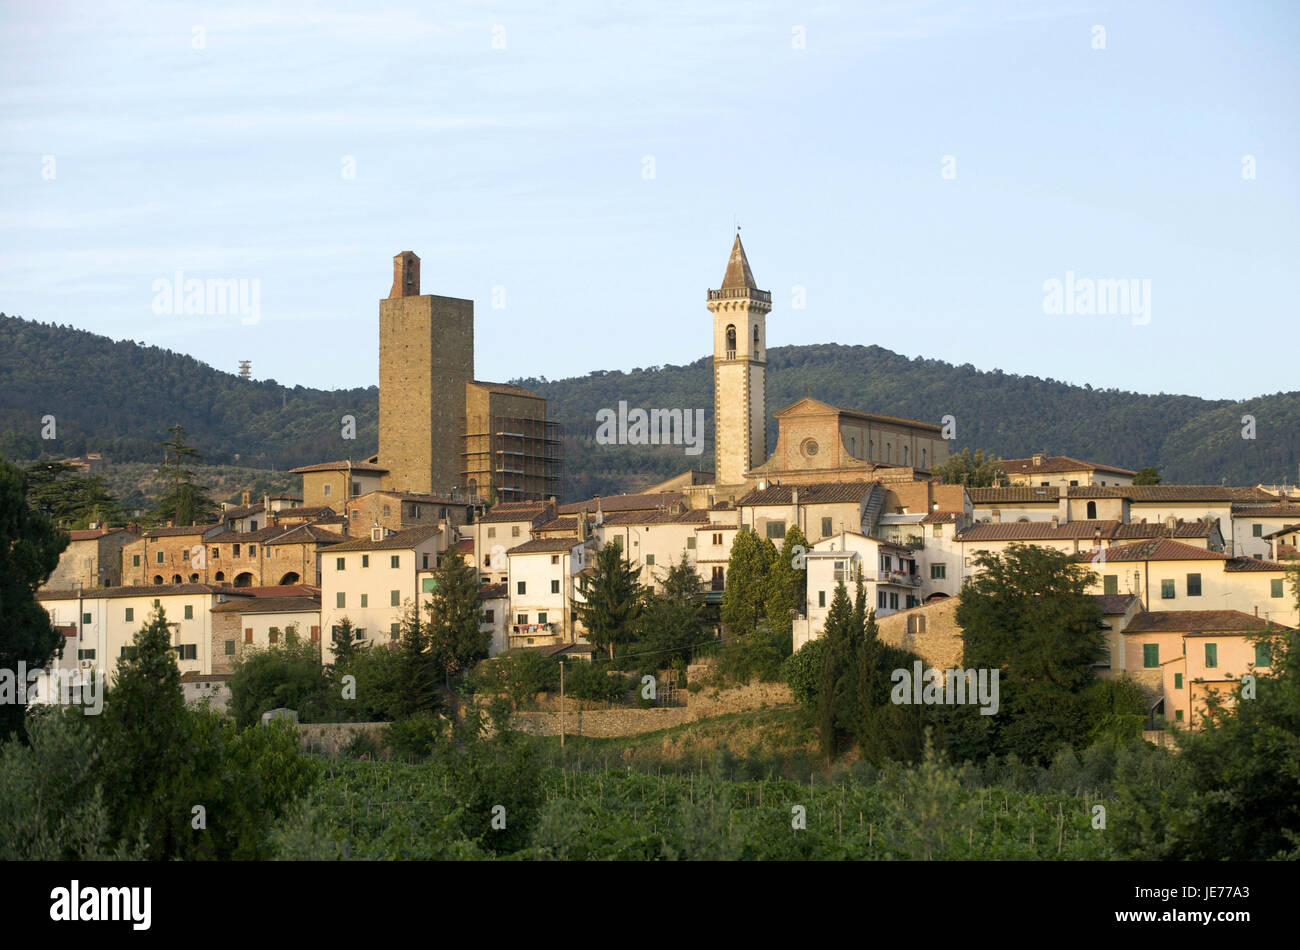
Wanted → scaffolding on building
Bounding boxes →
[463,415,563,502]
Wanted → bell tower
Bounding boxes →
[708,234,770,486]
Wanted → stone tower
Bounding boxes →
[708,235,771,485]
[378,251,474,496]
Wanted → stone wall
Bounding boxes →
[875,597,964,670]
[299,721,389,755]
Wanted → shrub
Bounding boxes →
[469,651,561,709]
[563,660,627,703]
[781,638,825,708]
[385,712,445,762]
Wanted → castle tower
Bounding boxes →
[378,251,474,496]
[708,235,771,485]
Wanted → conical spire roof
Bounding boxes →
[720,234,757,291]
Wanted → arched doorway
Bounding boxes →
[278,572,301,585]
[152,575,163,585]
[233,572,254,588]
[171,574,182,584]
[214,571,225,583]
[188,573,199,583]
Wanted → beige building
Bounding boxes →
[43,526,139,590]
[1002,453,1136,487]
[290,459,388,512]
[210,594,322,673]
[505,537,589,650]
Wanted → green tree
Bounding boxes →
[24,460,122,528]
[720,528,767,637]
[637,553,711,666]
[394,602,441,718]
[227,628,326,729]
[765,525,810,635]
[424,546,489,685]
[0,457,69,742]
[573,541,644,660]
[935,448,1009,488]
[816,580,854,761]
[152,425,216,526]
[955,544,1105,764]
[329,616,358,670]
[1132,466,1161,485]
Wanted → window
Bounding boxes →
[1070,480,1079,487]
[713,533,723,546]
[1256,642,1273,667]
[1272,578,1284,598]
[184,605,193,620]
[177,644,197,660]
[132,554,140,567]
[1086,501,1097,519]
[487,527,496,538]
[323,483,332,497]
[233,543,241,558]
[932,524,942,537]
[336,593,345,608]
[156,550,164,564]
[382,505,391,517]
[818,591,826,608]
[889,593,899,609]
[422,577,436,593]
[422,553,430,570]
[82,612,92,624]
[1204,643,1217,668]
[362,554,370,568]
[512,526,521,537]
[1174,673,1183,689]
[877,592,887,609]
[1252,523,1262,537]
[360,593,368,608]
[930,564,946,580]
[1143,643,1159,668]
[1186,573,1201,597]
[1175,709,1184,723]
[1160,579,1175,599]
[245,627,253,644]
[248,545,256,558]
[269,629,279,644]
[551,580,560,594]
[551,555,560,565]
[821,517,833,536]
[645,553,655,566]
[224,640,235,656]
[1103,575,1118,595]
[538,612,548,624]
[516,614,527,625]
[885,444,891,463]
[391,555,400,568]
[391,623,400,638]
[77,648,95,661]
[517,581,526,595]
[351,481,361,496]
[351,510,359,520]
[390,590,400,606]
[686,536,696,549]
[211,547,219,560]
[124,608,134,622]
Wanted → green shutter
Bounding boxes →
[1204,643,1217,668]
[1255,642,1272,667]
[1143,643,1159,668]
[1174,672,1183,689]
[1160,579,1175,599]
[1272,579,1284,598]
[1103,575,1118,595]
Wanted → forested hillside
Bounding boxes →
[3,313,1297,499]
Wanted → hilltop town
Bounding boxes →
[31,237,1300,736]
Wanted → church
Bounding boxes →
[658,234,952,508]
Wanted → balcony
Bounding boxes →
[877,571,921,587]
[708,287,772,303]
[512,622,559,635]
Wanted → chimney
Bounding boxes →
[991,508,1001,523]
[1165,515,1176,532]
[1050,515,1059,529]
[241,490,250,507]
[263,492,270,514]
[1255,605,1259,617]
[791,487,799,506]
[1033,453,1045,467]
[389,251,420,298]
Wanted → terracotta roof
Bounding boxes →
[534,517,580,533]
[230,585,320,598]
[1232,505,1300,519]
[271,505,335,520]
[1123,610,1292,634]
[180,672,233,683]
[737,481,875,507]
[1069,485,1272,502]
[143,525,219,538]
[1224,557,1288,572]
[211,596,321,614]
[220,503,264,520]
[325,525,442,552]
[507,537,583,555]
[477,503,552,524]
[264,525,346,545]
[1111,521,1214,540]
[1002,455,1135,477]
[38,583,229,601]
[288,459,388,474]
[1083,539,1228,563]
[352,489,461,505]
[920,512,958,524]
[1261,523,1300,540]
[1091,593,1140,614]
[480,583,508,600]
[558,492,686,515]
[65,527,127,541]
[957,520,1120,542]
[968,487,1060,504]
[455,538,475,555]
[206,525,302,544]
[600,509,703,527]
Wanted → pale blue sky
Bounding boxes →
[2,0,1296,400]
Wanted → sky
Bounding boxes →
[2,0,1296,400]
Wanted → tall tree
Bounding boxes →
[24,460,122,528]
[720,528,767,637]
[816,580,854,761]
[153,425,216,526]
[424,546,489,685]
[766,524,810,634]
[0,457,68,742]
[955,543,1105,764]
[935,448,1009,488]
[637,552,710,665]
[573,541,643,660]
[393,602,440,718]
[1132,466,1161,485]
